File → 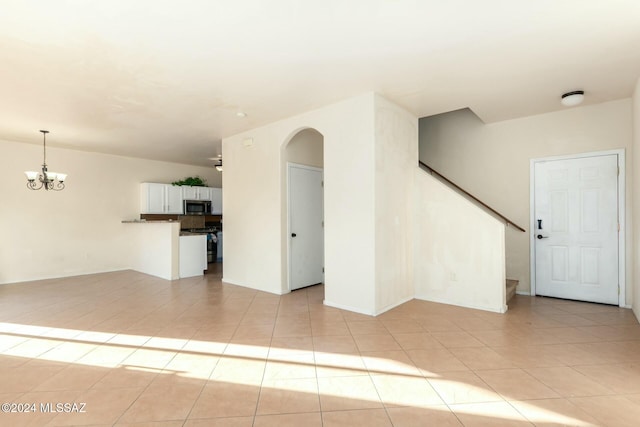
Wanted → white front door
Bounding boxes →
[288,163,324,291]
[533,154,619,304]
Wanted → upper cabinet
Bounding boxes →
[165,186,183,214]
[182,186,213,201]
[140,183,183,214]
[199,187,213,201]
[210,188,222,214]
[140,183,221,215]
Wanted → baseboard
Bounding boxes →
[324,295,415,316]
[374,295,414,316]
[323,299,375,316]
[221,277,287,295]
[516,291,531,296]
[220,277,244,288]
[414,294,507,314]
[0,268,129,286]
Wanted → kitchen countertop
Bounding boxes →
[180,231,205,236]
[122,220,180,223]
[122,220,217,237]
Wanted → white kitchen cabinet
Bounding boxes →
[181,186,197,200]
[140,183,184,214]
[166,186,183,213]
[210,188,222,214]
[199,187,213,201]
[182,186,213,201]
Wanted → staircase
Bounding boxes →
[417,161,526,313]
[506,279,518,303]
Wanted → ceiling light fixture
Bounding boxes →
[561,90,584,107]
[25,130,67,191]
[236,111,247,118]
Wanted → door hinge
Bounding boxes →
[618,285,620,295]
[322,267,325,273]
[618,222,620,232]
[321,181,324,187]
[321,221,324,227]
[617,166,620,176]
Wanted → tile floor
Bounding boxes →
[1,270,640,426]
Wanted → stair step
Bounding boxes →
[506,279,518,303]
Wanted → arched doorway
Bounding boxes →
[282,128,324,292]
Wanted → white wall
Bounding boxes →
[419,100,634,302]
[223,92,508,315]
[633,79,640,320]
[415,171,506,312]
[373,94,418,313]
[222,93,377,314]
[0,139,218,284]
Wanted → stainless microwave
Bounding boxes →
[184,199,212,215]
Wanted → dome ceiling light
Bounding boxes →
[561,90,584,107]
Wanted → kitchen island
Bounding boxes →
[122,220,206,280]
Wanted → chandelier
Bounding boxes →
[25,130,67,191]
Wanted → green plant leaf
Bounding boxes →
[171,176,207,186]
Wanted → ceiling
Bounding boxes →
[2,0,640,167]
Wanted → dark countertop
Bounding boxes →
[179,232,208,237]
[122,219,180,224]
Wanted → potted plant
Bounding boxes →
[172,176,208,187]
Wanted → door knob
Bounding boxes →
[291,233,297,237]
[536,234,548,239]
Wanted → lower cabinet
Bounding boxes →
[179,235,207,278]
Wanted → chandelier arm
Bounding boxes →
[26,180,44,190]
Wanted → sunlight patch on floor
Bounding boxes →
[1,325,592,427]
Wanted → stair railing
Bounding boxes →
[418,161,526,232]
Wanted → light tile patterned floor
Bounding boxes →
[1,269,640,426]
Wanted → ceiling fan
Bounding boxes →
[214,155,222,172]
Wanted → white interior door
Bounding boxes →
[289,163,324,291]
[534,154,619,304]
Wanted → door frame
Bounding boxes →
[287,161,324,292]
[529,149,626,307]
